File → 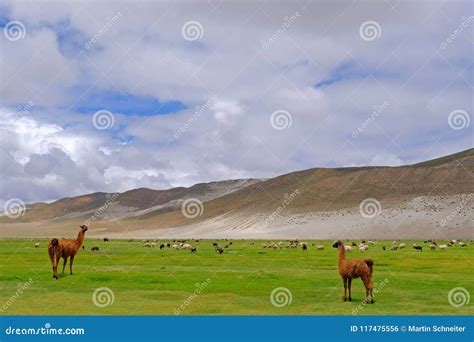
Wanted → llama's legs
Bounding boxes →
[51,260,56,279]
[343,277,348,301]
[347,278,352,301]
[70,255,75,275]
[362,276,373,304]
[55,256,60,279]
[62,257,68,274]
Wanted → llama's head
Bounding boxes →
[332,240,343,248]
[79,225,88,232]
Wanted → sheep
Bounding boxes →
[413,244,422,252]
[302,243,307,251]
[459,242,466,247]
[215,246,224,255]
[390,245,398,251]
[344,245,352,253]
[34,242,40,248]
[351,242,357,247]
[382,246,386,251]
[190,246,197,253]
[212,242,218,247]
[368,241,376,246]
[171,244,178,250]
[316,245,324,250]
[429,243,436,250]
[359,246,366,253]
[224,244,230,248]
[91,246,99,251]
[439,244,448,250]
[150,242,156,248]
[182,243,192,250]
[103,237,109,242]
[142,242,151,248]
[398,243,406,249]
[159,244,165,250]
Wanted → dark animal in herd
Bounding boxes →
[48,225,87,279]
[413,245,422,251]
[91,246,99,251]
[332,240,374,304]
[215,246,224,254]
[103,237,109,242]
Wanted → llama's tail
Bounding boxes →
[365,259,374,276]
[50,238,59,267]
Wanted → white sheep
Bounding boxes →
[316,245,324,250]
[398,243,406,249]
[34,242,40,248]
[429,243,436,250]
[439,244,448,249]
[171,244,178,249]
[459,242,466,247]
[344,245,352,253]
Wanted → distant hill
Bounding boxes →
[1,149,472,239]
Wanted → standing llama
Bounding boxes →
[332,240,374,303]
[48,225,88,279]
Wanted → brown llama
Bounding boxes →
[48,225,88,279]
[332,240,374,303]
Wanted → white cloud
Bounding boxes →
[0,0,471,203]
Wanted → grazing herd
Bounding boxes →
[42,227,469,304]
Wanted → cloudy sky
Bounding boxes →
[0,0,472,204]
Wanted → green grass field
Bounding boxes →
[0,239,472,315]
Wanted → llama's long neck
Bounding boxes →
[75,231,85,247]
[338,245,346,264]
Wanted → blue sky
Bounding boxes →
[0,0,471,203]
